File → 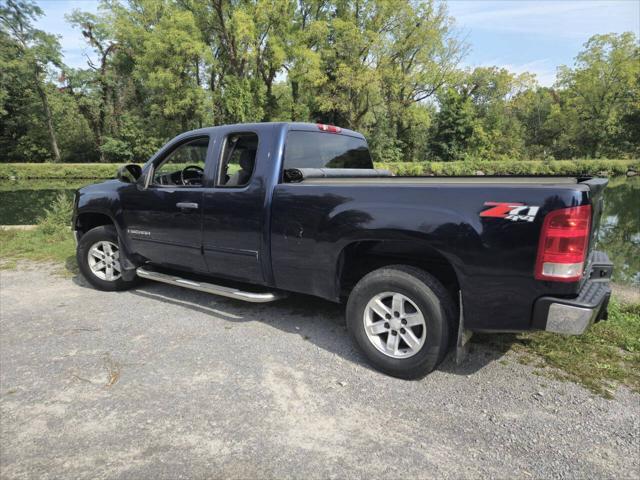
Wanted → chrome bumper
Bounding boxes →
[545,302,604,335]
[533,251,612,336]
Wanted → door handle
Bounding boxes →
[176,202,199,210]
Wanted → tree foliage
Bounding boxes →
[0,0,638,163]
[1,0,64,161]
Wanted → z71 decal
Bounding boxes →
[480,202,540,222]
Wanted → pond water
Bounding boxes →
[1,176,638,286]
[0,180,86,226]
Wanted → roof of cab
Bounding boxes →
[179,122,365,140]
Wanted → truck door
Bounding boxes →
[120,135,211,272]
[201,130,266,283]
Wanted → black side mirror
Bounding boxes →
[116,164,142,183]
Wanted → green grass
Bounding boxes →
[0,193,76,270]
[0,228,75,269]
[480,301,640,398]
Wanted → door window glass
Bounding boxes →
[217,133,258,187]
[153,137,209,186]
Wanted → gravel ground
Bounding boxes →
[1,264,639,479]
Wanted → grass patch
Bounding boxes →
[482,301,640,398]
[0,228,75,266]
[0,193,76,270]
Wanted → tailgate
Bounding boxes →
[580,178,609,275]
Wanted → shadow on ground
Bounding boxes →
[65,255,78,275]
[70,269,517,377]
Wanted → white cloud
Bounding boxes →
[500,60,557,87]
[448,0,640,38]
[461,58,557,87]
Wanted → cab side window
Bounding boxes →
[217,133,258,187]
[153,137,208,187]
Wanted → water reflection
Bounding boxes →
[596,176,640,286]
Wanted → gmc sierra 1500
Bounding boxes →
[73,122,612,378]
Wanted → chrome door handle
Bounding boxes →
[176,202,199,210]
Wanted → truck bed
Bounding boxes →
[296,176,581,185]
[270,176,606,331]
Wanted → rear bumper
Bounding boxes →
[532,251,612,335]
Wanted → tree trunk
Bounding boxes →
[291,81,299,120]
[34,79,61,163]
[263,80,276,122]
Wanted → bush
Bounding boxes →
[100,137,134,163]
[0,159,638,180]
[375,159,640,176]
[0,163,129,180]
[37,193,74,236]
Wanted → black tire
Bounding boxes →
[346,265,455,379]
[77,225,139,292]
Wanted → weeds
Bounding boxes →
[515,302,640,397]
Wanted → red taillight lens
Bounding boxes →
[535,205,591,282]
[317,123,342,133]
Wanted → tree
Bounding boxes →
[429,88,477,161]
[556,32,640,158]
[463,67,533,159]
[3,1,636,164]
[378,0,464,158]
[0,0,63,161]
[65,10,124,162]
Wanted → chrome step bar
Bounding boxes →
[136,267,287,303]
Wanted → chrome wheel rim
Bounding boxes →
[87,240,122,281]
[363,292,427,358]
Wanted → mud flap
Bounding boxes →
[456,291,473,364]
[117,237,138,282]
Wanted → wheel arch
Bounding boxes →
[75,210,117,240]
[336,239,461,303]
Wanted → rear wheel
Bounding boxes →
[77,225,139,291]
[346,265,454,379]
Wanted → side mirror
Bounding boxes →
[116,164,142,183]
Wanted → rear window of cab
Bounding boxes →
[283,131,373,170]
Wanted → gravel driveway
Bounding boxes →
[1,264,638,479]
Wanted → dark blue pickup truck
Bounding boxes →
[73,122,612,378]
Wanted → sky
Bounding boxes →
[35,0,640,87]
[447,0,640,86]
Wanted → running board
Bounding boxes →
[136,267,287,303]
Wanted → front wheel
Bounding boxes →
[346,265,455,379]
[77,225,139,292]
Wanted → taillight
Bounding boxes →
[317,123,342,133]
[535,205,591,282]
